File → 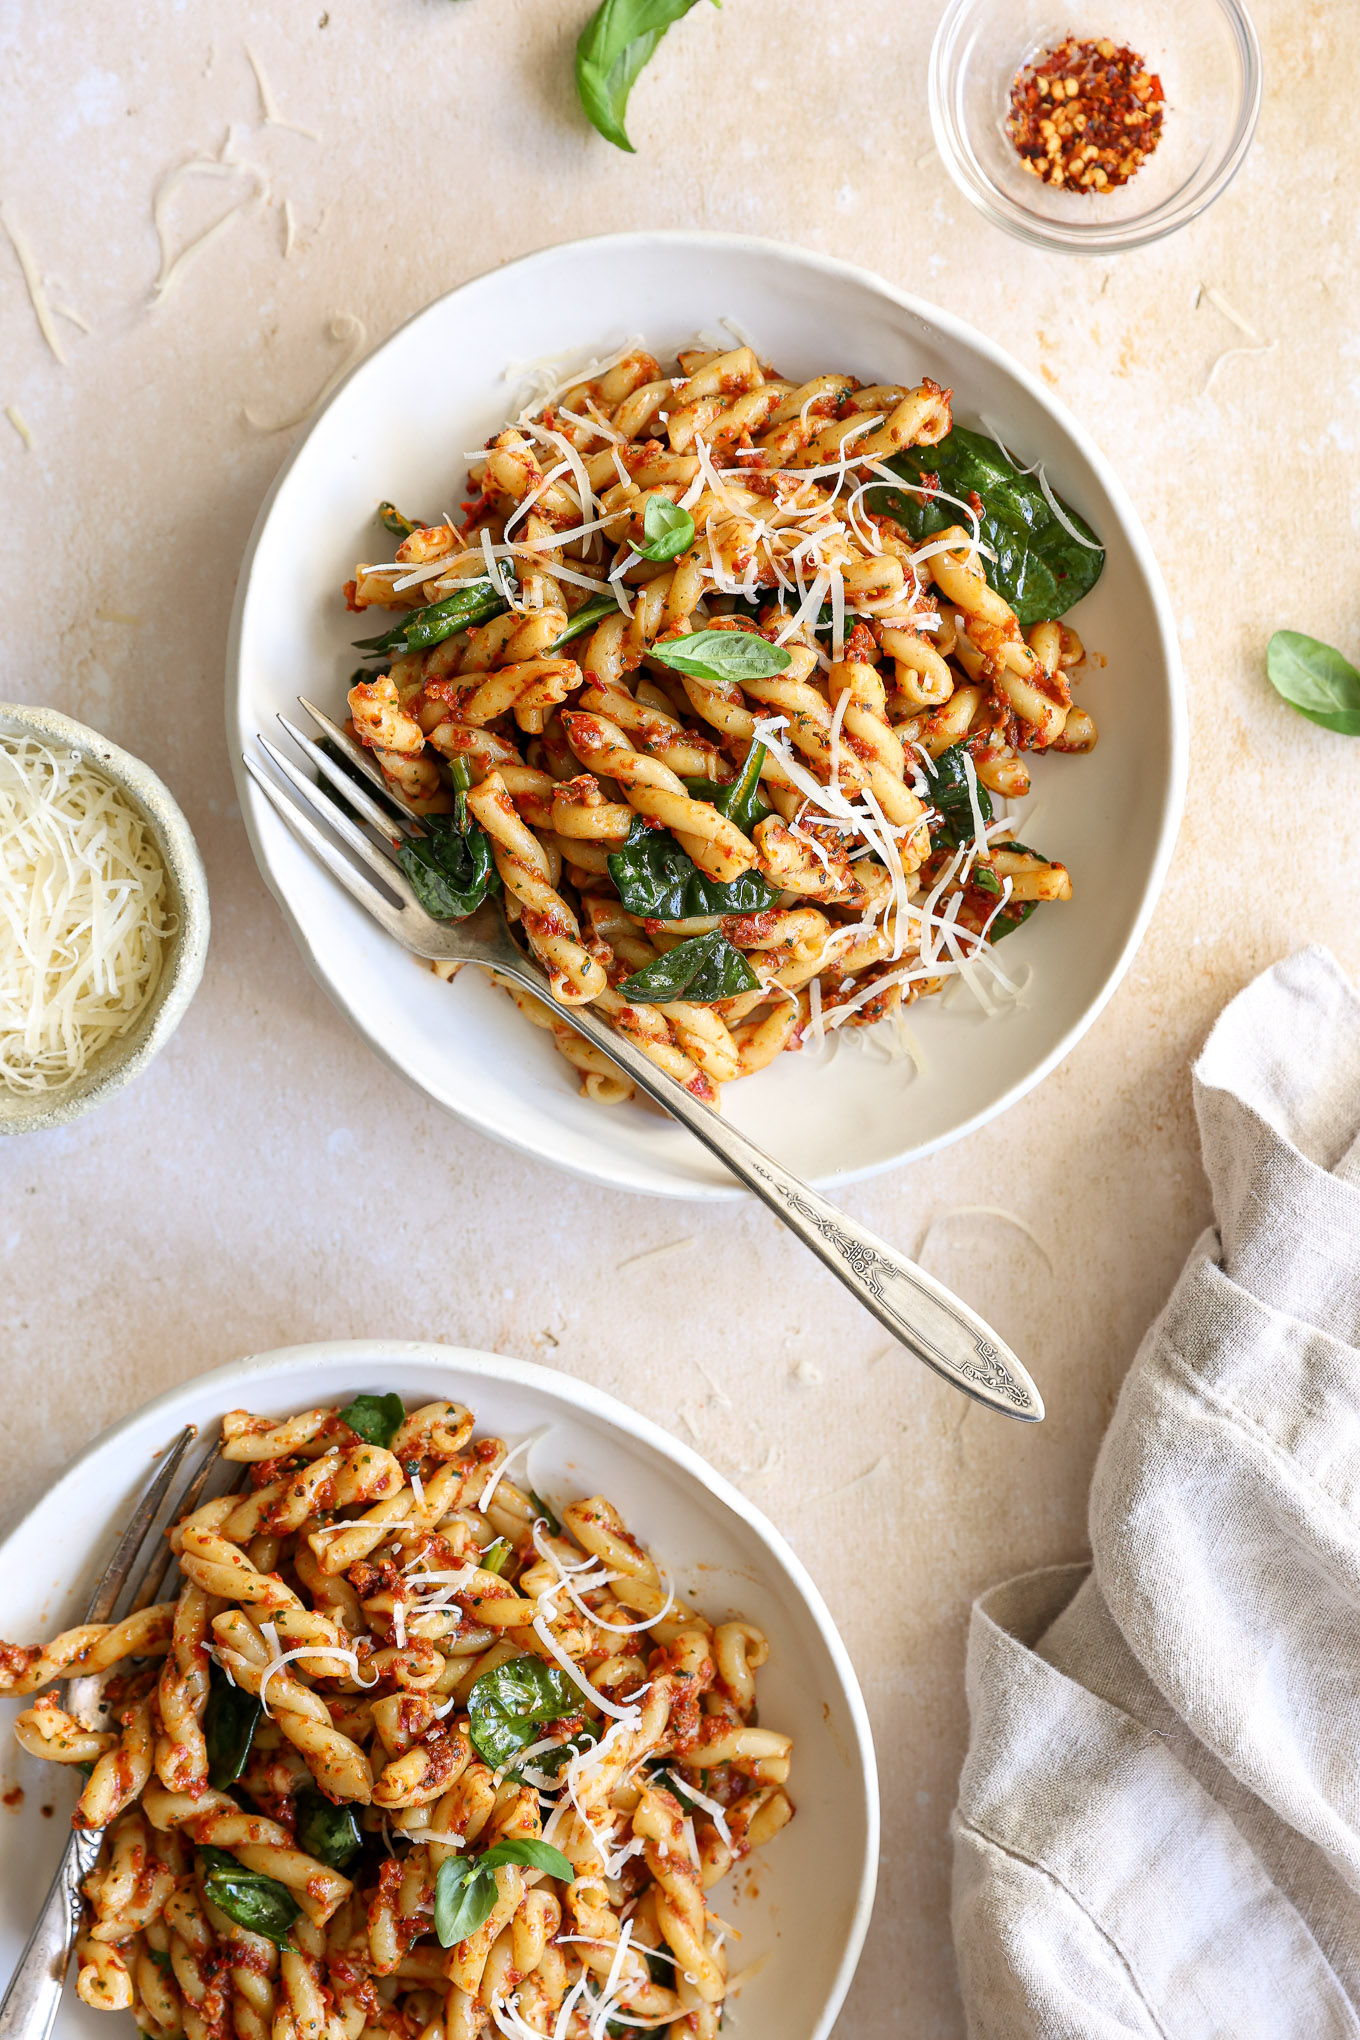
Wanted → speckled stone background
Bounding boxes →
[1,2,1356,2031]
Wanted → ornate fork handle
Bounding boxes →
[0,1827,104,2040]
[497,951,1044,1422]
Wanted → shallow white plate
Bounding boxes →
[0,1340,876,2040]
[226,231,1185,1198]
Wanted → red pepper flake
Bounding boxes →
[1006,36,1165,193]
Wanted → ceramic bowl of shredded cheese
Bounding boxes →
[0,703,209,1134]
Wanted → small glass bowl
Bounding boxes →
[928,0,1261,254]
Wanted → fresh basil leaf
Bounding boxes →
[397,812,501,921]
[435,1859,498,1946]
[478,1837,576,1880]
[1266,630,1360,736]
[479,1538,512,1578]
[648,628,791,684]
[922,743,992,849]
[972,866,1003,897]
[295,1785,363,1871]
[378,502,418,538]
[607,817,777,919]
[200,1864,300,1950]
[638,495,695,563]
[683,741,770,837]
[529,1490,561,1536]
[467,1657,579,1772]
[866,426,1103,627]
[353,575,511,656]
[548,593,619,652]
[618,929,760,1005]
[575,0,711,153]
[204,1660,261,1790]
[985,841,1044,943]
[338,1392,406,1449]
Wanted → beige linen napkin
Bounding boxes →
[951,947,1360,2039]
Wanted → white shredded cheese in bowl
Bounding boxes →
[0,736,170,1093]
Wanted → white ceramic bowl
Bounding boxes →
[0,702,210,1135]
[226,231,1185,1198]
[0,1339,877,2040]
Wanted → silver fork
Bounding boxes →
[243,704,1044,1422]
[0,1429,223,2040]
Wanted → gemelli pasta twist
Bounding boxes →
[1,1394,794,2037]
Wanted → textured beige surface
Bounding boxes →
[0,2,1356,2032]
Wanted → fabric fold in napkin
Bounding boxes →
[951,947,1360,2040]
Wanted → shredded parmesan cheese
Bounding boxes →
[0,205,68,364]
[4,405,33,450]
[245,43,321,140]
[0,738,170,1094]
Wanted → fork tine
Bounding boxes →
[242,750,415,944]
[255,736,428,912]
[296,698,416,817]
[125,1440,226,1614]
[277,715,419,842]
[82,1425,197,1624]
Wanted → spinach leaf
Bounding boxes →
[466,1657,579,1772]
[198,1854,300,1950]
[637,495,695,563]
[397,810,500,920]
[648,628,792,684]
[204,1660,261,1790]
[575,0,713,153]
[922,743,992,849]
[618,929,760,1005]
[338,1392,406,1449]
[478,1837,575,1880]
[479,1538,512,1577]
[865,426,1103,627]
[353,575,511,656]
[531,1728,599,1776]
[295,1785,364,1871]
[434,1858,498,1946]
[196,1846,241,1878]
[985,841,1044,943]
[607,817,777,919]
[378,502,418,538]
[529,1490,561,1536]
[318,736,407,826]
[1266,630,1360,736]
[684,741,771,837]
[972,866,1003,898]
[548,594,618,652]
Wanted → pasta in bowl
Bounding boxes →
[339,336,1094,1113]
[0,1341,875,2040]
[228,232,1184,1193]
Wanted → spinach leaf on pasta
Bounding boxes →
[396,759,501,921]
[865,426,1103,627]
[618,930,760,1005]
[466,1657,579,1772]
[683,741,771,838]
[337,1392,406,1448]
[607,817,777,919]
[922,743,992,849]
[204,1660,261,1789]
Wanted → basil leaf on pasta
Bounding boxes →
[466,1656,579,1771]
[923,743,992,849]
[337,1392,406,1448]
[200,1862,301,1950]
[204,1660,261,1790]
[353,575,511,655]
[1266,631,1360,736]
[866,426,1103,627]
[478,1837,576,1881]
[618,929,760,1005]
[377,501,418,538]
[607,817,777,920]
[575,0,712,153]
[547,594,618,652]
[295,1785,364,1871]
[637,495,695,562]
[434,1858,498,1946]
[648,628,792,684]
[684,741,771,838]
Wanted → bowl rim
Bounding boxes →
[0,700,211,1135]
[927,0,1264,254]
[225,226,1188,1199]
[0,1335,881,2040]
